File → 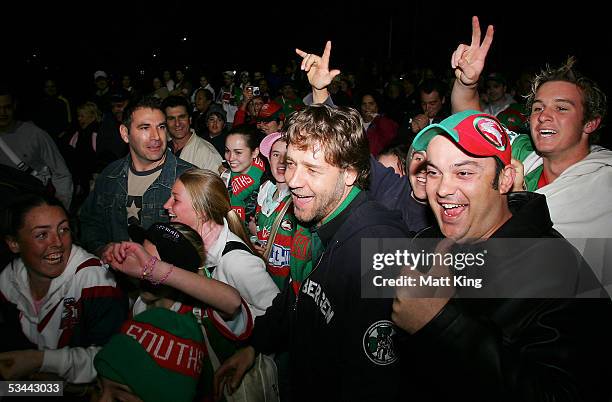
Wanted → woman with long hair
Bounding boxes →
[164,168,279,317]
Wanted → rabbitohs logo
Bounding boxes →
[281,219,293,231]
[475,117,506,150]
[60,297,79,330]
[362,320,398,366]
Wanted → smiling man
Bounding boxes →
[214,104,409,401]
[419,112,514,242]
[162,96,222,172]
[450,16,612,289]
[511,63,607,193]
[391,110,612,401]
[79,96,194,257]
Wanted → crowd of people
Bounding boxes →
[1,16,611,402]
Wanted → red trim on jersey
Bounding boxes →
[207,299,253,341]
[292,280,301,296]
[267,265,290,277]
[37,299,63,332]
[274,233,293,247]
[81,286,123,300]
[177,304,194,314]
[537,170,549,189]
[76,258,103,273]
[57,326,74,348]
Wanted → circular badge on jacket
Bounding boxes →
[362,320,398,365]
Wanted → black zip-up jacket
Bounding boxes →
[400,192,612,401]
[250,191,410,401]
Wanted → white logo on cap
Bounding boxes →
[476,118,505,150]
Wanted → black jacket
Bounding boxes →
[369,155,431,233]
[251,191,410,401]
[60,121,99,187]
[401,192,612,401]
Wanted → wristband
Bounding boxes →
[141,256,158,280]
[151,264,174,286]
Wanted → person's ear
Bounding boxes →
[120,124,130,144]
[252,147,260,159]
[498,164,516,194]
[5,236,20,254]
[344,167,358,187]
[584,116,602,135]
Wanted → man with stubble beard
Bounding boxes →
[79,96,194,258]
[214,104,410,401]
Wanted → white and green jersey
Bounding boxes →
[509,131,544,191]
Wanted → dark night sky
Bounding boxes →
[4,0,610,118]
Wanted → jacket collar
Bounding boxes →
[9,245,83,317]
[315,191,368,247]
[493,192,553,238]
[109,149,178,190]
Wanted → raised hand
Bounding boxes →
[411,114,430,134]
[296,41,341,90]
[391,238,455,334]
[451,16,494,87]
[511,158,527,192]
[241,86,253,107]
[102,241,151,279]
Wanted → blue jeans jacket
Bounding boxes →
[79,150,194,254]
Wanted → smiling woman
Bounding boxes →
[224,125,265,225]
[163,168,279,317]
[0,193,127,385]
[254,132,295,289]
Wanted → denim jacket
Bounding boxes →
[79,150,194,254]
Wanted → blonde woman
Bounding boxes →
[164,168,279,317]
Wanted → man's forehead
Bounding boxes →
[0,95,13,106]
[132,107,165,122]
[166,106,188,115]
[287,141,326,163]
[421,90,440,99]
[536,80,582,101]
